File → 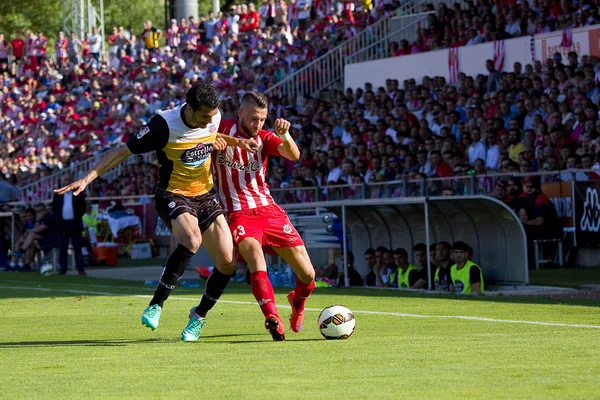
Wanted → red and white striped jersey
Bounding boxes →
[26,38,36,57]
[0,40,8,59]
[55,39,68,59]
[36,36,47,56]
[167,27,180,47]
[213,119,283,213]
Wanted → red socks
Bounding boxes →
[250,271,278,317]
[293,277,315,312]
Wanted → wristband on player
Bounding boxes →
[279,132,292,142]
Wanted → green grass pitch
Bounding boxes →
[1,274,599,399]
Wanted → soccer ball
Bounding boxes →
[40,263,55,276]
[318,305,356,340]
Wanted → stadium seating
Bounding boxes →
[1,0,600,207]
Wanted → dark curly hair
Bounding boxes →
[186,83,220,111]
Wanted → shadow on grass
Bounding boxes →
[0,335,320,348]
[0,338,174,348]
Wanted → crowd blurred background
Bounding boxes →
[1,0,600,206]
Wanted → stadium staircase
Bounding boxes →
[264,0,466,100]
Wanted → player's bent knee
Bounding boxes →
[181,233,202,253]
[216,260,237,275]
[296,268,315,283]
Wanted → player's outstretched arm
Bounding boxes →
[216,133,258,153]
[54,145,133,196]
[274,119,300,161]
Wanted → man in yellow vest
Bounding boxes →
[449,241,484,294]
[391,248,419,289]
[143,20,162,53]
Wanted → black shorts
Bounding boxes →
[38,237,58,252]
[155,188,224,233]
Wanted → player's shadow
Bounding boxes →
[201,338,324,344]
[0,338,174,348]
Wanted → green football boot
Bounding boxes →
[181,307,206,342]
[141,304,162,330]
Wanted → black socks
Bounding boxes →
[149,244,195,308]
[195,269,233,318]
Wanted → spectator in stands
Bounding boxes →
[450,241,484,294]
[390,248,418,289]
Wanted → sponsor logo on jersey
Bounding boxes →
[136,126,150,139]
[180,142,214,166]
[217,153,260,172]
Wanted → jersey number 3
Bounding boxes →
[233,226,246,242]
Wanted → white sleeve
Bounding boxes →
[380,270,390,284]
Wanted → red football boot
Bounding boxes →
[265,314,285,341]
[287,291,305,333]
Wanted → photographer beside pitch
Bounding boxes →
[55,83,258,341]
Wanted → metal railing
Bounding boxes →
[345,12,433,65]
[267,169,591,205]
[18,151,154,203]
[264,0,467,100]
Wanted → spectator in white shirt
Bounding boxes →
[326,157,342,184]
[468,128,487,164]
[341,120,353,145]
[466,29,484,46]
[560,155,590,181]
[89,27,102,59]
[505,12,521,37]
[485,130,500,170]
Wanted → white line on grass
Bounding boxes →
[2,285,600,330]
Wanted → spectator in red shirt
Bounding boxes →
[429,150,453,177]
[11,32,25,61]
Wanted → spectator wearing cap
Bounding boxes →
[450,241,484,294]
[390,248,419,289]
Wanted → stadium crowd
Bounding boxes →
[391,0,600,56]
[1,0,600,207]
[0,0,395,197]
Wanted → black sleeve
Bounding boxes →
[470,265,481,284]
[409,270,420,287]
[126,115,170,154]
[418,266,430,281]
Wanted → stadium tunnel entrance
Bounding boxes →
[283,196,529,289]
